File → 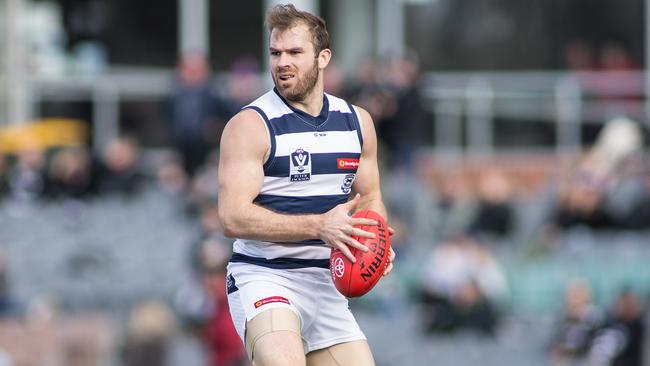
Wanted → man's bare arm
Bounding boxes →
[351,106,395,275]
[351,107,387,218]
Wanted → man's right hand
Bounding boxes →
[318,194,377,263]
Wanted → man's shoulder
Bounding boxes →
[240,89,290,120]
[221,108,269,151]
[229,108,266,127]
[244,89,278,109]
[324,93,369,118]
[325,92,353,112]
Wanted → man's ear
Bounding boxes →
[318,48,332,69]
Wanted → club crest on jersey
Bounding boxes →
[290,148,311,182]
[341,173,356,194]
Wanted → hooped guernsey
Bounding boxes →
[229,87,363,270]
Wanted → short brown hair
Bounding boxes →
[266,4,330,55]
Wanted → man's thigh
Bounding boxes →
[306,340,375,366]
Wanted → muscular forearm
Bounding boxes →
[220,203,322,242]
[357,196,387,221]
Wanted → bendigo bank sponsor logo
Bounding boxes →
[254,296,290,309]
[337,158,359,169]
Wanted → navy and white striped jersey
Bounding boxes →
[231,88,363,268]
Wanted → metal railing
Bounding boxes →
[1,69,647,156]
[421,70,647,159]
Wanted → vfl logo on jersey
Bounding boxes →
[337,158,359,170]
[341,174,356,194]
[290,148,311,182]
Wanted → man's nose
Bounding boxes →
[277,52,291,67]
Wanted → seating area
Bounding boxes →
[0,189,195,314]
[0,160,649,365]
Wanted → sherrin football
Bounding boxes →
[330,210,391,298]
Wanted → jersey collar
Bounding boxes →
[273,87,329,126]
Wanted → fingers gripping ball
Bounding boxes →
[330,210,390,298]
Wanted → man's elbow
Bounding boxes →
[218,209,240,238]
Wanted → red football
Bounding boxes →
[330,210,391,298]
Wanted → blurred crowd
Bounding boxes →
[547,279,645,366]
[564,39,643,121]
[0,49,648,365]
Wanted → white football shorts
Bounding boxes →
[226,261,366,353]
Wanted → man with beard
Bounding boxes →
[217,4,394,366]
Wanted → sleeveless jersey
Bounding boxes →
[230,88,363,269]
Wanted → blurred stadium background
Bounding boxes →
[1,0,650,365]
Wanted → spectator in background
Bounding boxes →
[7,145,47,204]
[434,167,476,239]
[418,234,507,336]
[186,152,220,217]
[382,152,439,247]
[226,58,262,110]
[8,142,45,215]
[61,314,114,366]
[185,198,231,259]
[196,240,246,366]
[44,146,94,200]
[553,117,643,231]
[453,279,497,335]
[323,61,345,96]
[175,200,245,366]
[602,151,648,229]
[553,153,613,230]
[599,42,639,72]
[0,151,8,201]
[0,245,16,317]
[594,42,642,119]
[548,278,604,366]
[350,57,398,139]
[351,54,424,168]
[564,39,596,72]
[468,170,515,241]
[121,301,176,366]
[176,241,245,366]
[154,155,189,200]
[624,166,650,229]
[380,53,425,168]
[588,290,646,366]
[166,51,232,177]
[589,118,647,229]
[94,136,145,196]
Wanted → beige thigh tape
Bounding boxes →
[306,340,375,366]
[245,308,302,360]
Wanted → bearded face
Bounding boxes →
[269,24,323,102]
[273,57,319,102]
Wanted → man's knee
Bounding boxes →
[306,340,375,366]
[246,308,304,366]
